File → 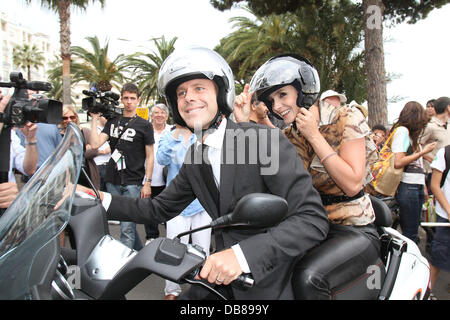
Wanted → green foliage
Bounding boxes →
[216,3,367,102]
[70,36,128,91]
[24,0,105,11]
[210,0,316,14]
[215,8,299,84]
[12,43,45,80]
[47,36,127,92]
[212,0,450,107]
[123,36,178,105]
[383,0,450,24]
[212,0,450,25]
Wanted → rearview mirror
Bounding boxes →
[231,193,288,226]
[210,193,288,228]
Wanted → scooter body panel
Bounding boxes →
[383,227,430,300]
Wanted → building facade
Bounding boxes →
[0,11,57,83]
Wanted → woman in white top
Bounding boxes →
[429,145,450,290]
[392,101,436,242]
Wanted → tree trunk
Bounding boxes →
[363,0,387,127]
[58,0,72,107]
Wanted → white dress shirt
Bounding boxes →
[9,130,25,182]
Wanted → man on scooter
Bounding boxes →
[81,47,329,300]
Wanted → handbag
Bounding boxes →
[370,128,403,196]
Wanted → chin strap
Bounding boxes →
[188,111,224,138]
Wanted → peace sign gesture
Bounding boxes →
[233,84,254,123]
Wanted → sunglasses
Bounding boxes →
[62,116,77,121]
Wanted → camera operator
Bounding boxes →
[15,90,62,181]
[89,83,155,251]
[0,93,38,209]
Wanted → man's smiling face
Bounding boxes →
[176,78,218,130]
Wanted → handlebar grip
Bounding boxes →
[233,273,254,288]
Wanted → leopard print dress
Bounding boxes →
[284,104,378,226]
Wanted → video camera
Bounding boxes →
[0,72,62,127]
[81,83,123,120]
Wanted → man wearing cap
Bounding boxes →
[320,89,369,119]
[320,89,347,107]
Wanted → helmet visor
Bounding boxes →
[249,56,320,98]
[158,47,230,98]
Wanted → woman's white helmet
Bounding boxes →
[158,46,235,127]
[249,54,320,113]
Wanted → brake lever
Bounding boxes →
[183,267,254,299]
[183,277,228,300]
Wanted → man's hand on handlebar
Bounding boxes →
[199,248,243,286]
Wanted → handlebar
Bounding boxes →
[184,265,254,289]
[183,242,254,290]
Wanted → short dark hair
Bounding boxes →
[434,96,450,114]
[426,99,436,107]
[372,124,386,133]
[121,83,140,98]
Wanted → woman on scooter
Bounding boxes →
[234,54,381,299]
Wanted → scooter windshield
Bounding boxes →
[0,123,83,299]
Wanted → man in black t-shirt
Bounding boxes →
[90,83,155,250]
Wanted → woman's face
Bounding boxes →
[426,102,436,118]
[62,110,77,128]
[268,85,300,125]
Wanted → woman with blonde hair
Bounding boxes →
[59,106,100,247]
[59,106,80,136]
[59,105,100,190]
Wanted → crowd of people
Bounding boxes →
[368,97,449,295]
[0,46,448,300]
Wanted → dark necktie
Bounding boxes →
[199,144,220,210]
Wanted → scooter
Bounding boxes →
[0,124,431,300]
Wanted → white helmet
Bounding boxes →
[158,46,235,127]
[249,54,320,112]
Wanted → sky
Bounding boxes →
[2,0,450,123]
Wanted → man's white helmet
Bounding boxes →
[158,46,235,127]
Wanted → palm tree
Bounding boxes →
[216,3,366,103]
[216,8,298,84]
[124,36,178,104]
[12,43,45,80]
[46,56,76,104]
[70,36,127,91]
[25,0,106,107]
[289,2,365,99]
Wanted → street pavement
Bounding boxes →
[107,221,449,300]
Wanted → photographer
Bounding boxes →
[0,93,38,209]
[89,83,155,251]
[15,90,62,177]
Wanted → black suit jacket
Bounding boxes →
[108,119,329,299]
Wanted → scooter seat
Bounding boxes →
[292,224,385,300]
[369,195,393,227]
